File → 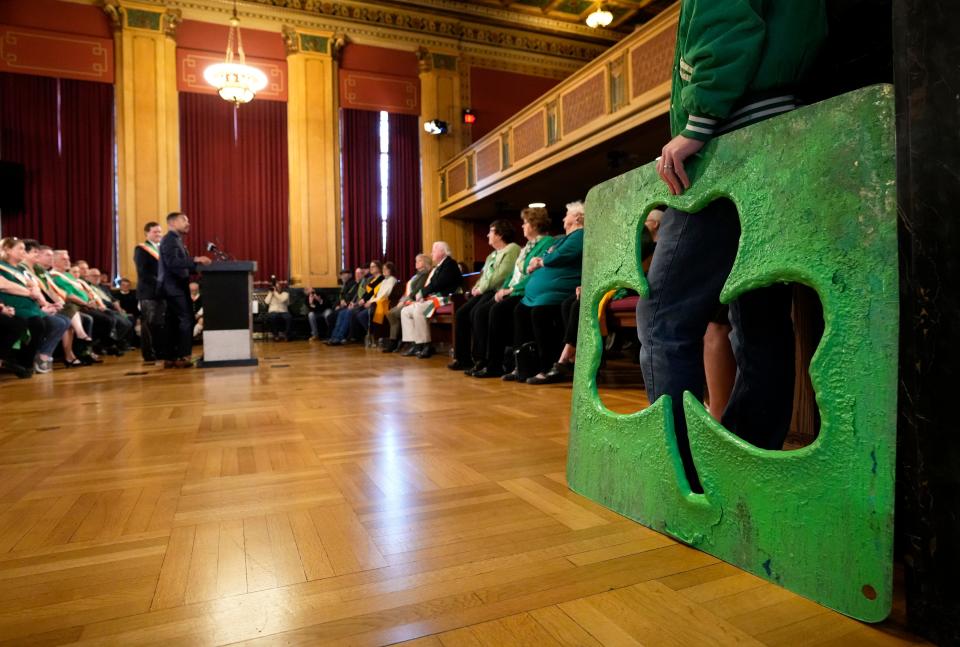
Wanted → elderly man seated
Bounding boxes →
[85,267,135,349]
[399,241,462,359]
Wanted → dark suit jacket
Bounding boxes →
[158,230,196,297]
[134,244,160,300]
[422,256,462,296]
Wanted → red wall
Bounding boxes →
[0,1,113,83]
[340,43,419,77]
[177,19,286,60]
[0,0,110,37]
[468,67,561,142]
[339,43,420,115]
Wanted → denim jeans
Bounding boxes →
[330,307,355,342]
[636,201,795,490]
[39,313,71,357]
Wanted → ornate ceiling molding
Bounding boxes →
[304,0,626,41]
[152,0,612,63]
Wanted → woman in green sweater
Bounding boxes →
[506,201,585,381]
[469,207,554,378]
[448,219,520,371]
[0,237,71,374]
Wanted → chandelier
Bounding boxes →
[585,4,614,29]
[203,1,267,106]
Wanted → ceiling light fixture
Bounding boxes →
[585,3,614,29]
[528,202,546,209]
[203,0,268,107]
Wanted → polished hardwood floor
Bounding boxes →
[0,342,926,646]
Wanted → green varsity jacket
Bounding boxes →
[671,0,827,141]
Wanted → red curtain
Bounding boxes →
[179,92,288,281]
[340,108,381,269]
[385,112,423,279]
[0,72,114,273]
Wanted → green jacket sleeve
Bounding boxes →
[474,251,498,293]
[541,230,583,269]
[678,0,766,140]
[488,244,520,291]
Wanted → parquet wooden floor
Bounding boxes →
[0,343,926,646]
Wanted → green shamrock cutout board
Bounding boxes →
[568,85,897,622]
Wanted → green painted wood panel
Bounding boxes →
[568,84,898,622]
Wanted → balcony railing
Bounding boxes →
[438,3,679,217]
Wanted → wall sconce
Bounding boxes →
[424,119,449,135]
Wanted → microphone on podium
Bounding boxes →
[205,241,229,261]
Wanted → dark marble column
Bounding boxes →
[894,0,960,643]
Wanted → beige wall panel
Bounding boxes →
[287,45,339,288]
[116,22,179,282]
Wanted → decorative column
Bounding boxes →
[105,0,181,282]
[284,27,341,287]
[418,48,473,267]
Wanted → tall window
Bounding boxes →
[378,110,390,256]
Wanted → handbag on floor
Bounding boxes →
[514,342,539,382]
[502,345,515,374]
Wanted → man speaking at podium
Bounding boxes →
[158,212,211,368]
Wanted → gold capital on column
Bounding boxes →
[286,26,341,287]
[110,0,180,283]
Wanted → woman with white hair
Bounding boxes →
[505,201,585,382]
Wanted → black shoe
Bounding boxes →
[63,358,84,369]
[1,359,33,379]
[501,370,519,382]
[473,366,503,378]
[447,359,470,371]
[401,344,421,357]
[417,345,435,359]
[464,363,482,376]
[381,340,399,353]
[526,362,575,385]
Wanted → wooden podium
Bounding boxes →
[197,261,258,367]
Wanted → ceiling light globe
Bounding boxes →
[586,8,614,29]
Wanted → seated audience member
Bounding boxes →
[306,274,341,341]
[355,261,398,345]
[0,238,70,374]
[114,277,141,349]
[382,254,431,353]
[526,209,662,385]
[527,286,581,385]
[327,261,384,345]
[21,239,87,361]
[190,281,204,341]
[323,267,361,337]
[76,260,129,353]
[400,242,463,359]
[0,302,32,378]
[52,250,117,357]
[32,245,95,365]
[470,207,554,377]
[86,267,135,350]
[117,278,139,320]
[506,201,585,382]
[449,220,521,371]
[263,279,290,341]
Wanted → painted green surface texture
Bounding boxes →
[567,85,898,622]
